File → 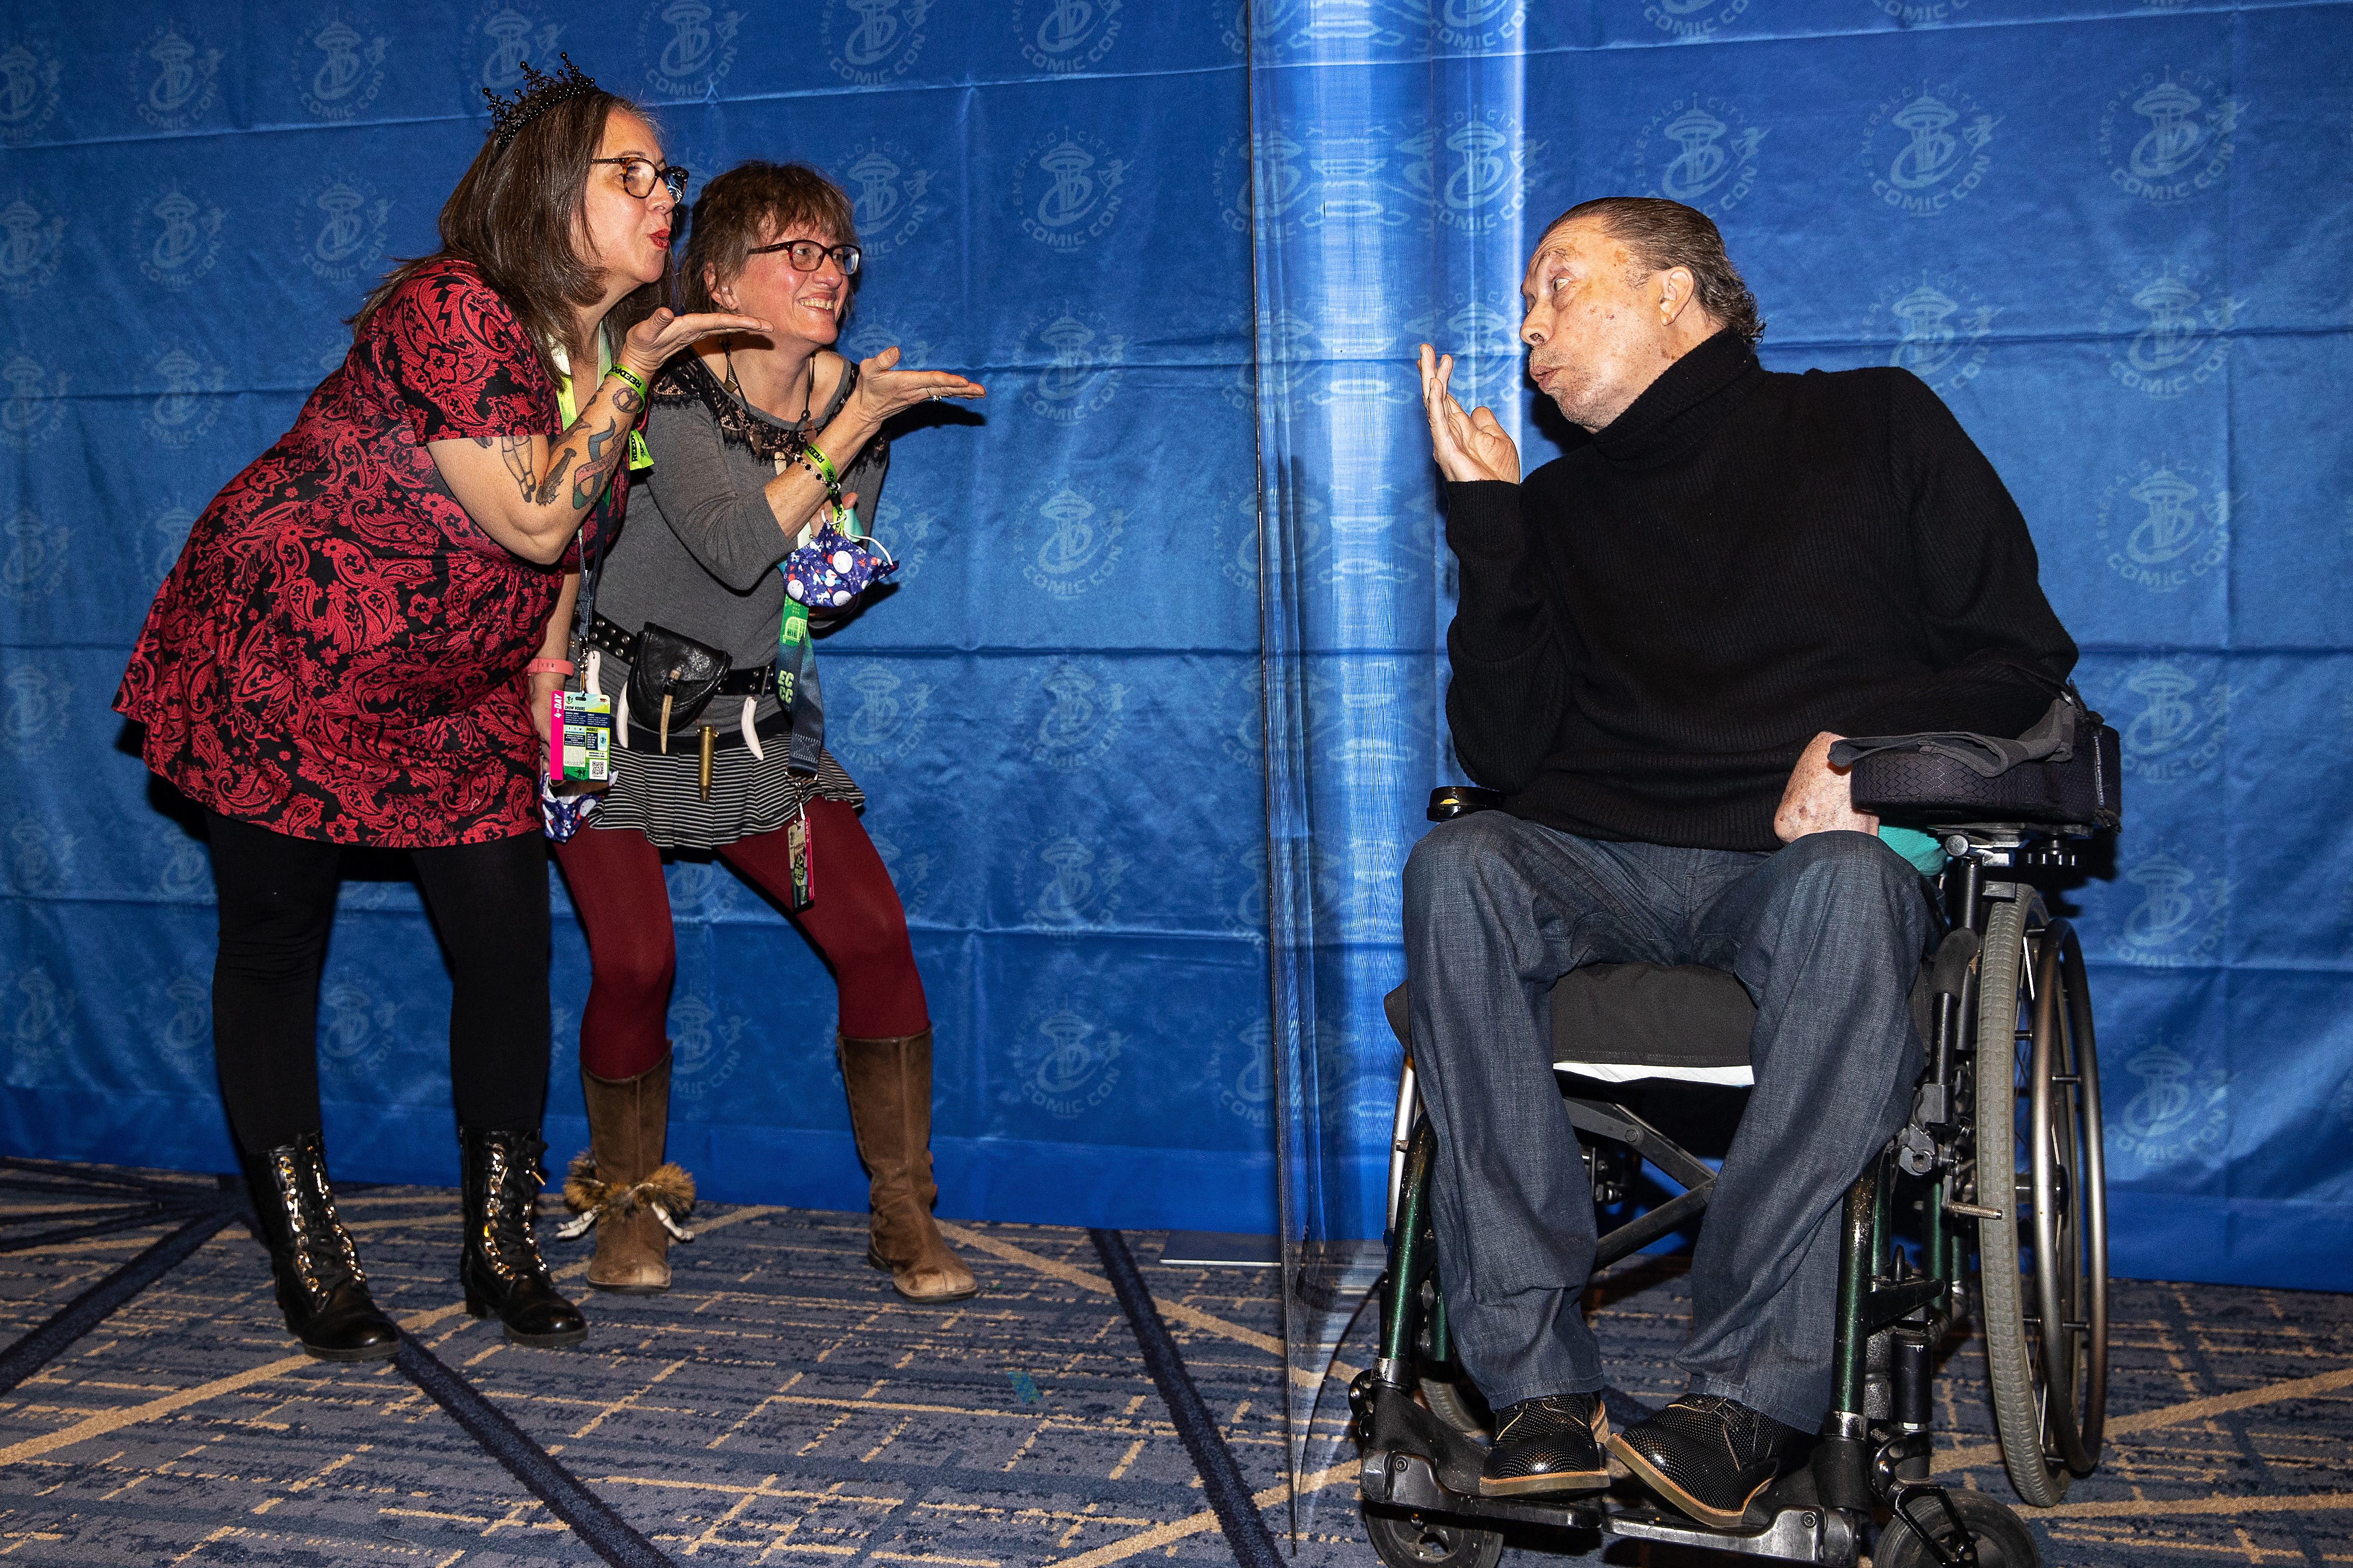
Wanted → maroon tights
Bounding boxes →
[551,797,928,1079]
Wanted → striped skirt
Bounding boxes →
[587,735,864,851]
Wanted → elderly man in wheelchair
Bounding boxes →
[1358,198,2113,1568]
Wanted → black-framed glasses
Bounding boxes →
[746,239,864,277]
[591,156,690,202]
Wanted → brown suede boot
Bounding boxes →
[837,1028,978,1303]
[559,1052,694,1295]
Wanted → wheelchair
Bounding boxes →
[1353,714,2121,1568]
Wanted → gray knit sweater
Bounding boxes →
[589,354,888,732]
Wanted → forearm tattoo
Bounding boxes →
[535,449,576,508]
[497,433,534,502]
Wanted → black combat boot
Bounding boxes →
[457,1126,588,1347]
[242,1130,401,1362]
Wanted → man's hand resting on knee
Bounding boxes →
[1773,731,1880,844]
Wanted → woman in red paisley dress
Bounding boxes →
[113,60,762,1362]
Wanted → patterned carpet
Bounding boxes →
[0,1160,2346,1566]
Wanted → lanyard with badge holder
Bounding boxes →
[540,332,653,841]
[751,359,895,910]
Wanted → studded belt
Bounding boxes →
[585,614,776,697]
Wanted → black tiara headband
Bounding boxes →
[482,54,599,151]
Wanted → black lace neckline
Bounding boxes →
[653,353,856,463]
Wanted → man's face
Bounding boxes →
[1519,218,1685,432]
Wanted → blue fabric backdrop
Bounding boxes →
[1,1,2349,1300]
[1251,0,2353,1322]
[0,1,1264,1229]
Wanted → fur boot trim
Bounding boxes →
[555,1153,697,1241]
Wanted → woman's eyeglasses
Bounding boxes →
[592,156,691,201]
[746,239,864,277]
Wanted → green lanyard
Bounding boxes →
[772,446,860,775]
[552,333,653,480]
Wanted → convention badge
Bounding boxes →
[550,688,613,783]
[786,809,815,910]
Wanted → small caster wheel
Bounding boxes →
[1878,1490,2040,1568]
[1362,1505,1503,1568]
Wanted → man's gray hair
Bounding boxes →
[1543,197,1766,346]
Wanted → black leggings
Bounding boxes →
[206,813,552,1154]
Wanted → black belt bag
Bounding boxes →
[627,623,728,754]
[588,616,776,753]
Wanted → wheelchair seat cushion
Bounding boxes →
[1550,962,1755,1071]
[1382,962,1756,1071]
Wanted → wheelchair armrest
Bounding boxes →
[1427,784,1505,822]
[1850,723,2122,836]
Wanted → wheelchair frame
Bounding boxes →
[1352,810,2110,1568]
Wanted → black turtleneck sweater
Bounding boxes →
[1445,328,2077,852]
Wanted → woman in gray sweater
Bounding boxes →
[549,161,983,1302]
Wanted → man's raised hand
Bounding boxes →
[1418,342,1520,485]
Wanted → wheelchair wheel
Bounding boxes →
[1362,1505,1503,1568]
[1974,892,2110,1507]
[1417,1370,1493,1442]
[1877,1489,2041,1568]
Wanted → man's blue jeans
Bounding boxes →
[1400,815,1934,1433]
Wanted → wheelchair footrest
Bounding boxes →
[1362,1449,1858,1566]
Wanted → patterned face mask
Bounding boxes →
[783,518,896,610]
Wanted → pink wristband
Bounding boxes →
[528,658,574,675]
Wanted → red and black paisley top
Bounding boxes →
[115,258,626,847]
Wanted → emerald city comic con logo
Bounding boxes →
[2094,457,2231,594]
[1019,311,1126,426]
[1022,481,1125,598]
[0,355,69,452]
[1019,127,1129,253]
[292,16,388,122]
[1027,830,1129,931]
[1015,1004,1123,1121]
[0,42,62,148]
[2112,847,2229,969]
[297,174,391,286]
[2110,1039,2227,1167]
[833,664,934,766]
[638,0,738,101]
[139,343,229,449]
[2112,659,2229,784]
[0,198,64,298]
[2,666,74,757]
[0,509,70,607]
[138,186,225,291]
[465,5,562,97]
[1415,106,1535,237]
[1633,94,1766,220]
[823,0,931,86]
[1013,0,1122,74]
[1872,273,1998,397]
[839,138,938,262]
[130,24,223,132]
[1021,659,1127,771]
[2098,68,2242,205]
[1859,83,1997,218]
[6,806,76,897]
[2097,263,2244,401]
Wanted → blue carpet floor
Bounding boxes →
[0,1159,2346,1565]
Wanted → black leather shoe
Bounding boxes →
[1609,1394,1803,1527]
[1478,1392,1611,1496]
[459,1127,588,1347]
[243,1131,401,1363]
